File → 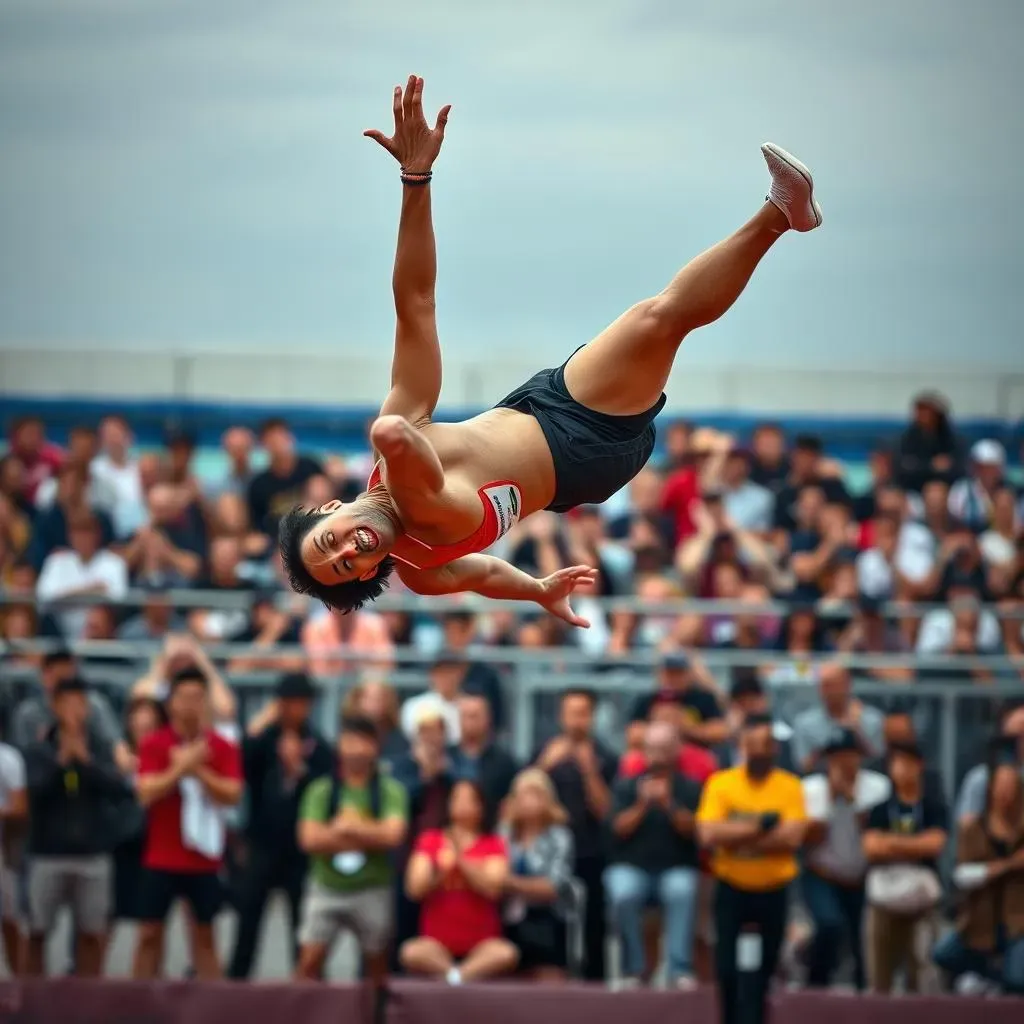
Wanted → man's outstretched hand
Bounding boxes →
[364,75,450,174]
[537,565,598,628]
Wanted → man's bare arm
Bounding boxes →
[399,555,597,627]
[367,77,450,425]
[370,416,445,495]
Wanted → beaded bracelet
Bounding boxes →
[401,169,432,187]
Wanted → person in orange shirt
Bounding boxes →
[301,608,395,678]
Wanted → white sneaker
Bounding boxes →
[673,974,698,991]
[761,143,823,232]
[614,976,642,992]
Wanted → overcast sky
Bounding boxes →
[0,0,1021,371]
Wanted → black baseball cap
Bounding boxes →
[888,739,924,762]
[822,727,862,757]
[275,672,316,700]
[432,648,466,669]
[730,673,764,701]
[660,652,691,672]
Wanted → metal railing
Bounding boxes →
[2,640,1020,802]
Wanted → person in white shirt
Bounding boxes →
[802,728,891,990]
[36,514,128,639]
[90,415,146,539]
[0,740,28,975]
[400,655,463,745]
[916,591,1001,656]
[948,440,1006,532]
[979,485,1020,571]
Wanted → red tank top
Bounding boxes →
[366,463,523,570]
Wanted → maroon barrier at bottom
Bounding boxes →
[386,979,1023,1024]
[0,978,370,1024]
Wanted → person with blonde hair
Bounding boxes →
[499,768,575,980]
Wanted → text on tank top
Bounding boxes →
[366,462,523,570]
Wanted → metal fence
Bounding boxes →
[2,637,1020,801]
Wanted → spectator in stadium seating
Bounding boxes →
[164,428,203,506]
[229,673,333,979]
[697,714,807,1023]
[834,594,914,683]
[949,440,1007,532]
[91,414,146,538]
[628,652,727,750]
[10,649,128,769]
[401,779,518,984]
[33,425,109,512]
[401,651,468,745]
[606,720,703,989]
[7,416,63,505]
[28,463,115,571]
[448,692,517,812]
[621,700,718,785]
[111,697,165,934]
[117,581,186,642]
[857,511,917,601]
[862,740,948,994]
[718,673,795,772]
[659,420,694,473]
[23,677,129,977]
[772,435,850,536]
[302,605,395,678]
[0,732,27,975]
[432,609,505,732]
[0,490,31,574]
[791,663,885,776]
[500,768,574,981]
[247,418,323,537]
[607,468,674,552]
[954,711,1024,824]
[917,587,1001,660]
[131,632,238,726]
[785,497,856,602]
[391,701,456,967]
[759,605,826,714]
[205,426,255,501]
[507,511,573,581]
[534,688,614,981]
[296,714,407,982]
[342,681,409,770]
[852,445,898,523]
[933,738,1024,995]
[132,667,242,980]
[863,705,946,805]
[801,727,891,990]
[920,477,957,543]
[896,391,961,493]
[227,590,307,674]
[119,483,205,587]
[709,447,774,534]
[980,486,1020,572]
[748,422,790,495]
[0,455,34,523]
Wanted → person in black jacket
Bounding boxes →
[896,392,962,493]
[228,672,334,979]
[448,692,518,813]
[23,677,130,977]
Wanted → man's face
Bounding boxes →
[147,484,178,526]
[658,665,691,692]
[68,429,97,465]
[742,723,776,763]
[884,713,915,748]
[753,427,784,464]
[819,665,850,711]
[168,680,207,728]
[827,749,861,791]
[889,749,922,790]
[458,695,490,744]
[69,521,100,560]
[339,729,378,775]
[223,427,252,463]
[796,486,825,529]
[262,425,295,462]
[442,613,475,649]
[417,717,447,753]
[723,453,749,488]
[99,417,130,455]
[644,722,678,772]
[42,657,76,694]
[279,697,312,730]
[429,662,463,701]
[791,445,818,480]
[560,694,593,740]
[12,421,43,459]
[300,501,396,586]
[55,691,89,732]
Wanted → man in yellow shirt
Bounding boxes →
[697,715,807,1024]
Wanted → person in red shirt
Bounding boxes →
[132,667,242,979]
[9,416,64,504]
[400,779,518,984]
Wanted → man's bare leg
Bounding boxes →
[563,144,822,417]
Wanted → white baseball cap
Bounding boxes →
[970,439,1005,466]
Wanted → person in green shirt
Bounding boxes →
[296,715,408,981]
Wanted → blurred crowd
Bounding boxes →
[0,393,1023,1000]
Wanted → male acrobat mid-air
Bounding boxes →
[280,76,822,626]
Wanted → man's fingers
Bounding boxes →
[392,85,402,129]
[402,74,417,120]
[411,76,425,119]
[362,130,394,154]
[435,103,452,137]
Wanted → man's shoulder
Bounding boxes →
[302,775,332,810]
[380,774,408,802]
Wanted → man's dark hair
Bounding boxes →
[169,666,208,692]
[793,433,823,453]
[278,507,395,614]
[259,416,290,438]
[561,687,598,708]
[340,714,380,743]
[42,648,74,671]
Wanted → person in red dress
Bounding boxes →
[400,779,519,983]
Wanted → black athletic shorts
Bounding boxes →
[496,351,665,513]
[137,867,223,925]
